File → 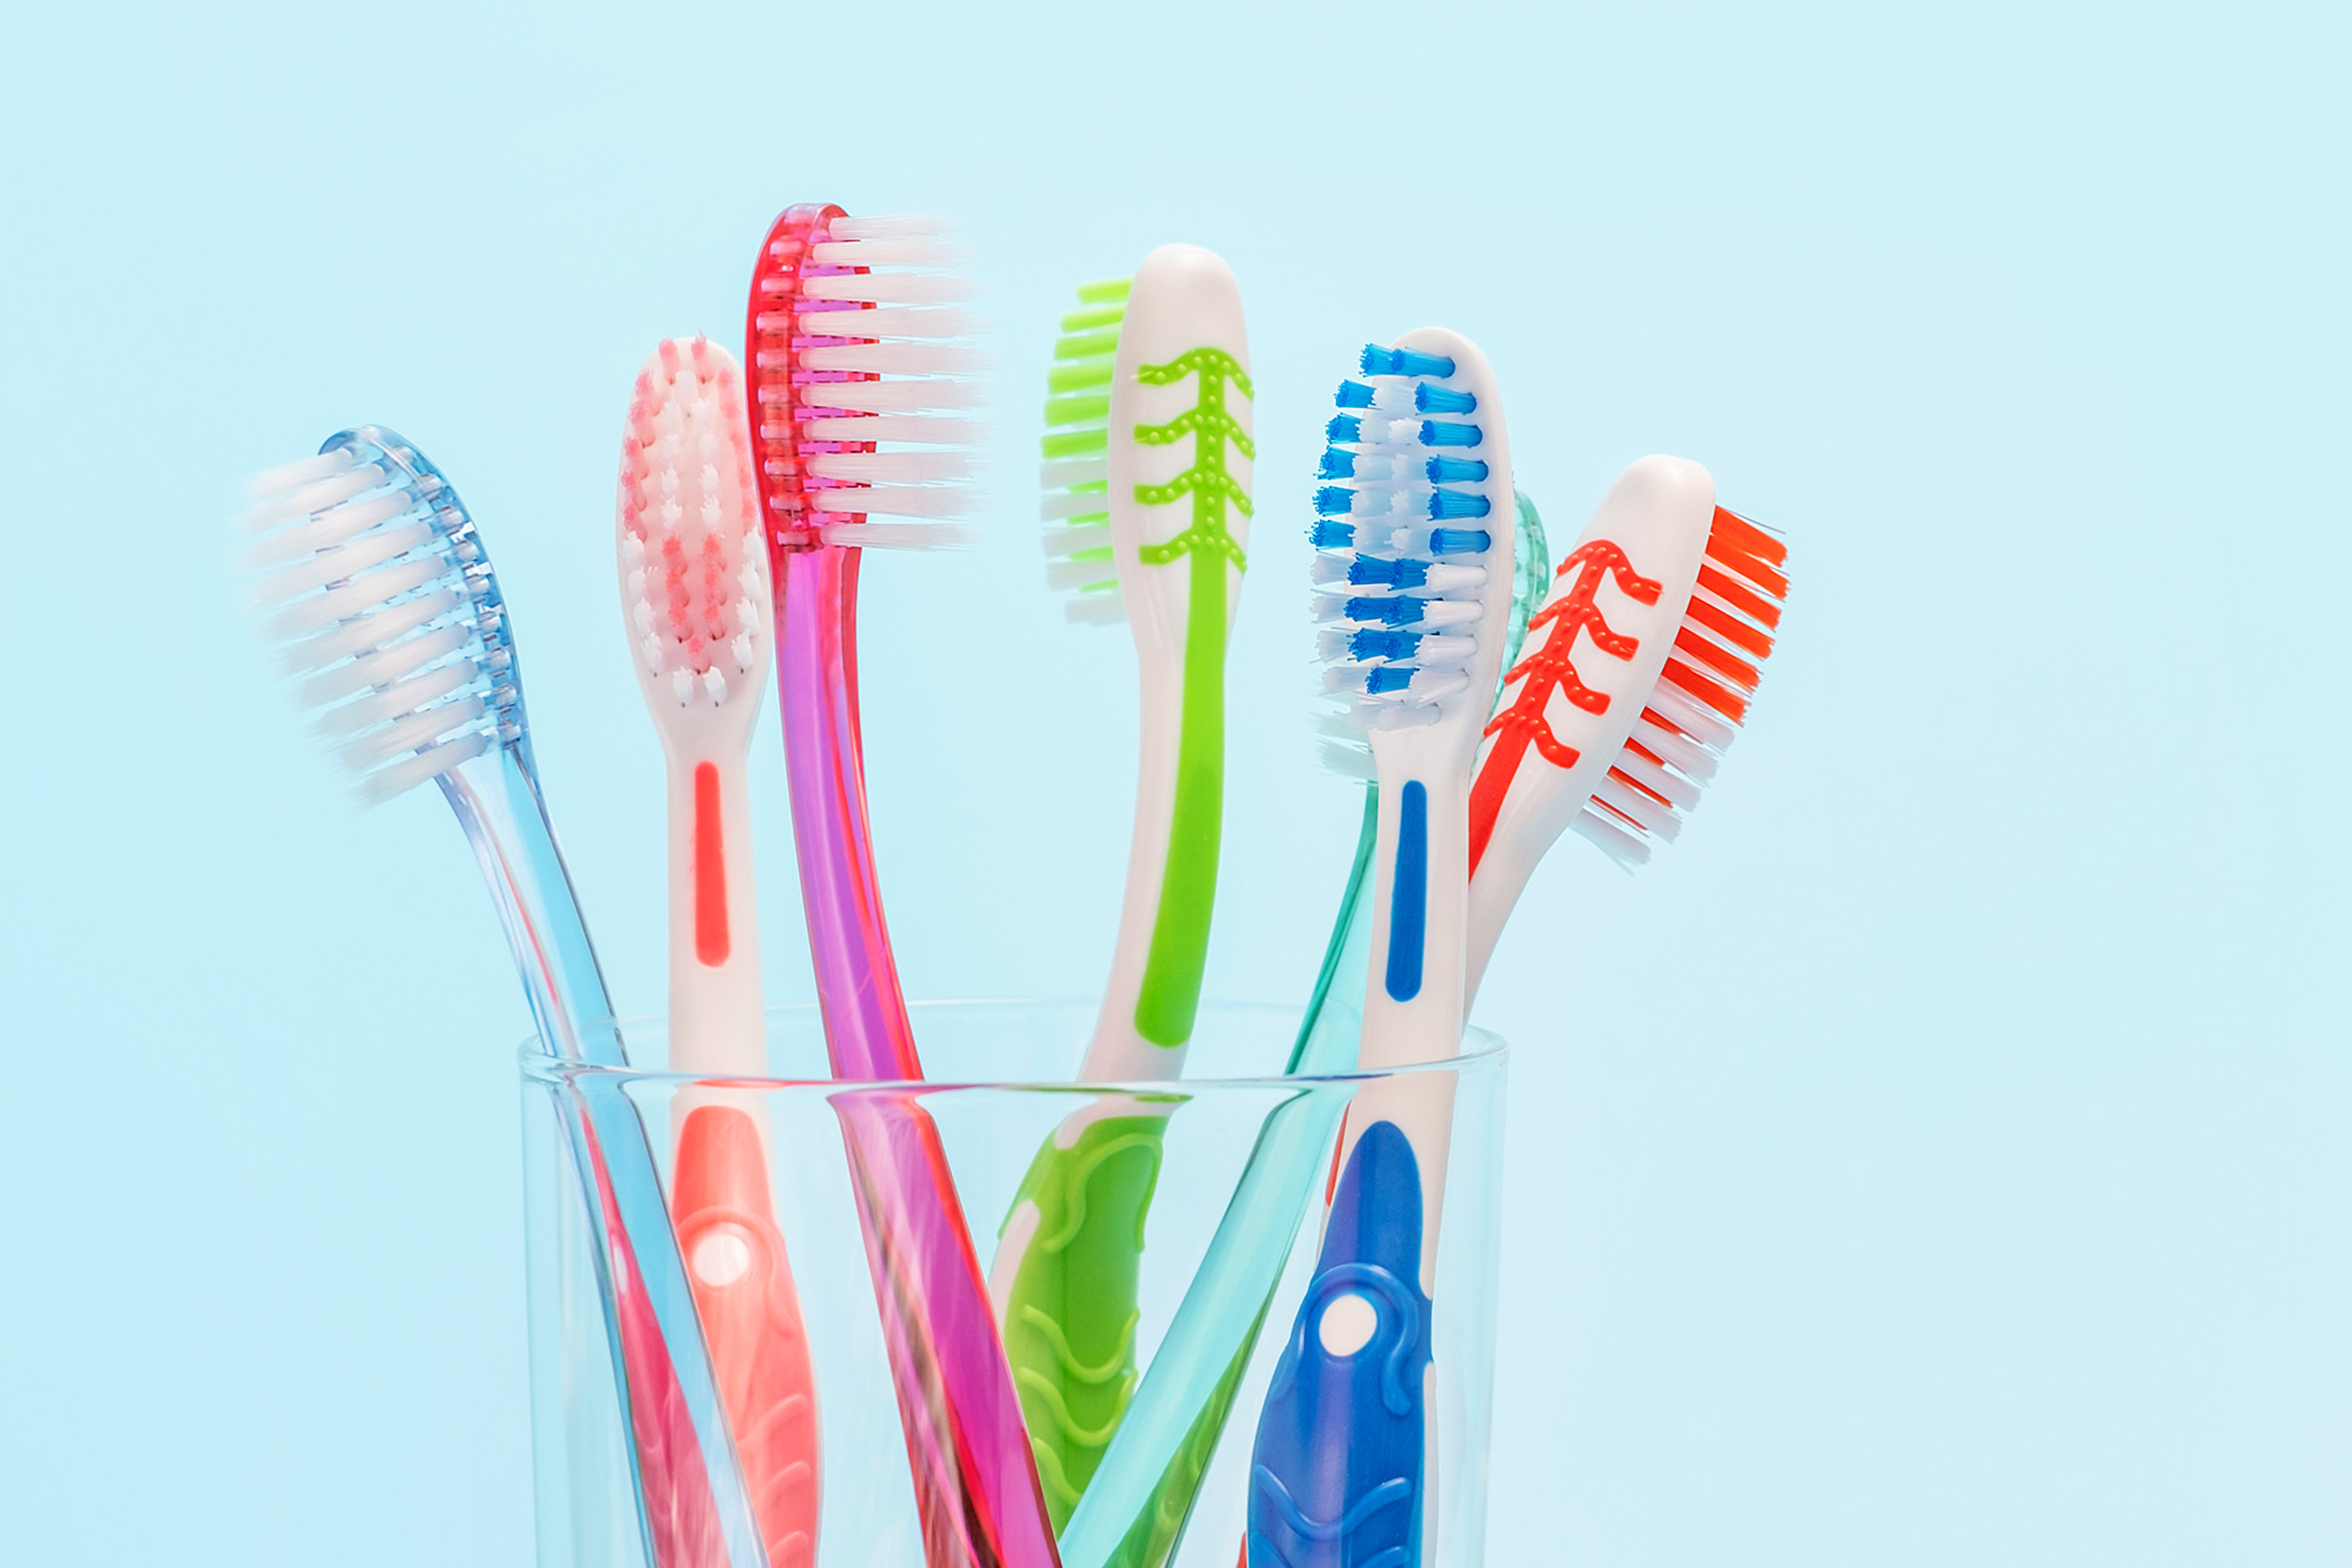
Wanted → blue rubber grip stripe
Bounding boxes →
[1385,781,1427,1002]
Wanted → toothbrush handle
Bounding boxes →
[776,546,1061,1568]
[446,751,769,1568]
[776,546,918,1080]
[674,1103,822,1567]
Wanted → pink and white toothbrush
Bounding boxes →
[617,338,821,1568]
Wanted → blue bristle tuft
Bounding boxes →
[1314,485,1356,516]
[1351,626,1423,662]
[1361,345,1457,380]
[1326,413,1362,444]
[1365,665,1417,694]
[1335,381,1375,409]
[1414,384,1477,414]
[1349,555,1429,589]
[1425,455,1487,485]
[1318,448,1356,480]
[1346,595,1422,627]
[1429,527,1492,555]
[1420,420,1482,448]
[1310,518,1357,549]
[1428,488,1492,521]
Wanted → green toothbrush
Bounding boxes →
[993,245,1253,1531]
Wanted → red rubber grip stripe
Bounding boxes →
[693,761,730,966]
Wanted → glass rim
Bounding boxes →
[516,995,1507,1092]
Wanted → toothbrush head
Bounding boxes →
[239,428,527,802]
[1038,277,1133,625]
[744,206,983,553]
[617,337,771,731]
[1310,329,1517,771]
[1470,455,1787,873]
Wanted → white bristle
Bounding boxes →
[799,341,985,377]
[265,555,448,641]
[1319,738,1378,780]
[300,622,472,708]
[246,449,358,499]
[342,693,486,770]
[1041,489,1111,522]
[1047,556,1117,594]
[1041,522,1110,557]
[1611,747,1703,813]
[1042,459,1107,489]
[1645,680,1736,752]
[802,414,982,445]
[1591,774,1681,840]
[1568,806,1650,869]
[1632,712,1720,783]
[241,430,518,803]
[807,451,976,485]
[804,238,962,267]
[1062,594,1126,626]
[241,462,383,528]
[312,661,477,739]
[789,305,977,338]
[798,272,976,307]
[788,379,984,414]
[818,483,978,521]
[817,521,977,549]
[821,214,948,241]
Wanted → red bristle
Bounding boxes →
[1685,594,1774,659]
[1625,736,1666,768]
[1711,506,1786,567]
[1674,625,1759,690]
[1696,562,1783,629]
[1708,534,1788,600]
[1661,656,1749,723]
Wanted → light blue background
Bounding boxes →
[3,2,2345,1563]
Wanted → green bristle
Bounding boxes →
[1041,276,1132,620]
[1054,329,1120,361]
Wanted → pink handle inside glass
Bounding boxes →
[776,546,1060,1568]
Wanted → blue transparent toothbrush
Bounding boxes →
[240,427,765,1568]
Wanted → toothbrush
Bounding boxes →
[239,430,767,1568]
[617,339,822,1568]
[1291,487,1550,1073]
[1247,332,1517,1568]
[746,204,1060,1568]
[1000,245,1252,1530]
[1468,456,1787,991]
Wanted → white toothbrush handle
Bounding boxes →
[1082,651,1184,1079]
[665,750,765,1079]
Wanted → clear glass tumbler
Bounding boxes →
[520,1000,1507,1568]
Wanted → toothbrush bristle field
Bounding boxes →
[620,337,766,714]
[745,207,983,552]
[239,430,524,802]
[1486,499,1786,871]
[1039,277,1134,623]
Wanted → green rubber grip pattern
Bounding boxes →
[1130,347,1252,1047]
[1000,1115,1169,1531]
